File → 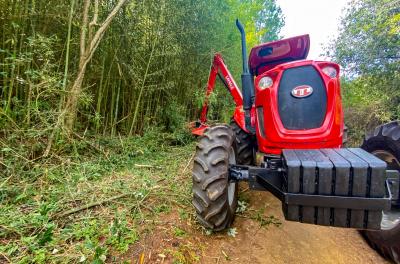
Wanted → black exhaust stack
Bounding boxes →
[236,19,255,133]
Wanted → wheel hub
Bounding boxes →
[372,150,400,231]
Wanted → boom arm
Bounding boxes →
[192,54,245,136]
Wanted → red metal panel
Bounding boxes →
[193,54,343,155]
[249,35,310,76]
[254,60,343,154]
[194,54,246,135]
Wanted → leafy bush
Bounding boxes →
[328,0,400,142]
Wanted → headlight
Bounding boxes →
[322,66,338,78]
[258,76,273,90]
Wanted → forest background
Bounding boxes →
[0,0,398,262]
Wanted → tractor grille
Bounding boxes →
[278,66,327,130]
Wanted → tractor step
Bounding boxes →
[282,148,392,229]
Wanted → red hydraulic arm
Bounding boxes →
[192,54,245,136]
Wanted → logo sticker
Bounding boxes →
[291,85,313,98]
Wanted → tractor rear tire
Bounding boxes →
[230,120,255,165]
[192,125,238,231]
[361,121,400,263]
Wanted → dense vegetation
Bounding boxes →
[0,0,284,136]
[0,0,284,262]
[0,0,398,262]
[0,0,284,172]
[328,0,400,143]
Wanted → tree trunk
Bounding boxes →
[63,0,129,131]
[64,62,88,130]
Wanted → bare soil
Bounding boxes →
[122,188,389,264]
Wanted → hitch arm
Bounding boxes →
[199,54,243,125]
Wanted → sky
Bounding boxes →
[276,0,351,60]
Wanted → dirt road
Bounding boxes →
[125,188,389,264]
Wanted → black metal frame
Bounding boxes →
[229,165,398,211]
[235,19,255,133]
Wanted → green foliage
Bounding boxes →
[108,213,138,252]
[342,76,392,144]
[206,81,237,124]
[256,0,285,42]
[251,208,282,228]
[173,227,187,238]
[0,34,63,130]
[0,0,284,136]
[329,0,399,75]
[0,131,195,262]
[328,0,400,144]
[235,200,248,214]
[0,1,285,262]
[226,227,238,237]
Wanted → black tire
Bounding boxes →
[361,121,400,263]
[230,120,255,165]
[192,125,238,231]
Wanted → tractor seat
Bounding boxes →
[249,34,310,76]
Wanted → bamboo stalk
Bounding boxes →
[112,79,121,136]
[129,37,157,135]
[61,0,76,93]
[95,56,107,133]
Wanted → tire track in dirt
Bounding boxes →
[123,188,389,264]
[199,190,388,264]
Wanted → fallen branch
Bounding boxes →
[134,164,162,169]
[176,152,195,181]
[0,176,12,188]
[53,193,129,219]
[0,252,10,263]
[0,159,9,169]
[182,152,195,175]
[0,224,23,237]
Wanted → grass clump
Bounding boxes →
[0,128,195,263]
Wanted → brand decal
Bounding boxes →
[291,85,313,98]
[225,76,234,90]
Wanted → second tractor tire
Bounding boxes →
[361,121,400,263]
[230,120,255,165]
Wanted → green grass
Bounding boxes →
[0,128,195,263]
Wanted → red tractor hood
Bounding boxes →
[249,34,310,76]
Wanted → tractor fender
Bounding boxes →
[233,106,246,132]
[233,106,251,133]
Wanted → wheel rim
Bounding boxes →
[372,150,400,231]
[228,147,236,207]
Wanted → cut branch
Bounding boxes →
[53,193,129,219]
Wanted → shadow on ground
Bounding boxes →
[122,186,388,264]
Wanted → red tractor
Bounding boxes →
[191,20,400,262]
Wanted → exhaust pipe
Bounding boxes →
[236,19,254,133]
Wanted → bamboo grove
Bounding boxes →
[0,0,284,139]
